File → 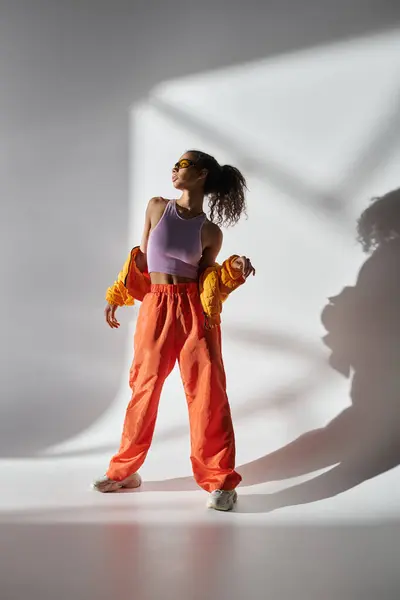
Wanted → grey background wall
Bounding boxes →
[2,0,400,457]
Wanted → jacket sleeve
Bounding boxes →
[199,267,222,327]
[105,246,151,306]
[105,251,136,306]
[218,255,246,300]
[199,255,246,327]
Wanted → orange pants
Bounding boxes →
[107,283,241,492]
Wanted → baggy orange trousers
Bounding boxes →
[106,283,242,492]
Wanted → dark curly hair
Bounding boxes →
[187,150,247,227]
[357,188,400,253]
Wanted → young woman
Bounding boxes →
[94,150,255,511]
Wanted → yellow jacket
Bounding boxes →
[105,246,245,327]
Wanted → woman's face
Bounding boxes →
[171,153,206,191]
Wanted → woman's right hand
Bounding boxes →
[104,303,120,329]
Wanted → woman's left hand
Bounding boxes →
[232,256,256,278]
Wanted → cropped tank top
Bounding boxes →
[147,200,206,279]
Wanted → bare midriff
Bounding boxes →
[149,272,198,284]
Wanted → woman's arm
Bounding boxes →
[199,221,255,277]
[104,198,160,327]
[137,197,167,272]
[139,198,156,254]
[199,222,223,272]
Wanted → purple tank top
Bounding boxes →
[147,200,206,279]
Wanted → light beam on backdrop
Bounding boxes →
[36,31,400,507]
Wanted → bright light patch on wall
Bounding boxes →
[41,29,400,492]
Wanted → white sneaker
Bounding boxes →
[207,489,237,511]
[92,472,142,493]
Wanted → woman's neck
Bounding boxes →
[177,190,204,215]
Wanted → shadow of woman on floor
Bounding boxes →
[238,189,400,509]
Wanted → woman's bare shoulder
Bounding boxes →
[148,196,169,209]
[146,197,171,230]
[147,196,169,216]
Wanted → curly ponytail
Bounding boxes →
[357,188,400,253]
[188,150,247,227]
